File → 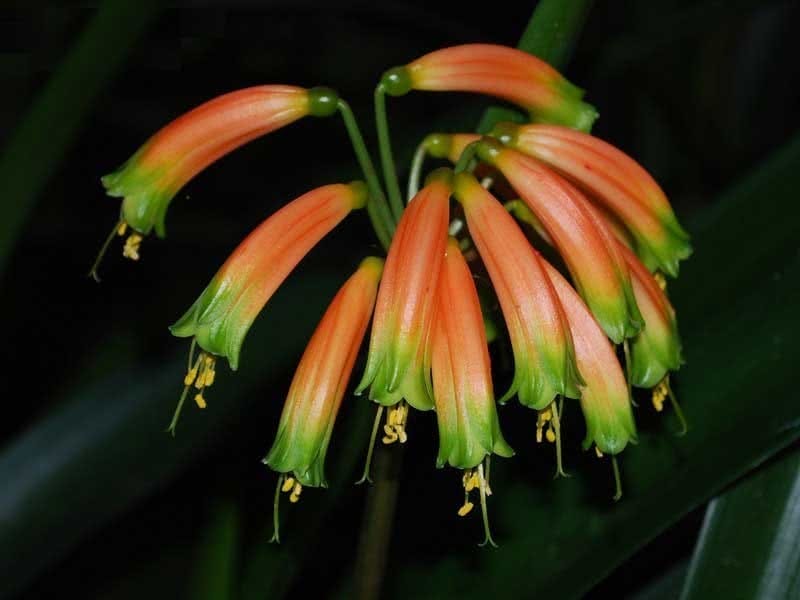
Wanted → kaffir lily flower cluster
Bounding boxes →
[93,44,690,545]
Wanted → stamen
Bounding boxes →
[665,377,688,435]
[289,482,303,503]
[281,476,296,493]
[612,456,623,501]
[122,233,143,261]
[550,400,569,478]
[654,272,667,291]
[545,427,556,443]
[356,406,384,485]
[269,474,284,544]
[183,368,198,386]
[166,349,203,436]
[381,402,409,445]
[194,393,206,409]
[458,501,474,517]
[652,379,668,412]
[88,218,126,283]
[595,446,603,458]
[477,462,498,548]
[535,406,552,443]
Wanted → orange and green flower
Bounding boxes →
[100,85,338,253]
[491,122,692,276]
[381,44,597,131]
[355,173,450,413]
[542,260,636,456]
[432,238,513,470]
[476,138,643,344]
[453,171,582,410]
[264,256,383,490]
[170,182,366,372]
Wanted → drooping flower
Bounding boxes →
[355,171,450,418]
[476,138,643,344]
[264,256,383,496]
[541,260,636,457]
[432,237,513,470]
[98,85,339,261]
[452,171,582,410]
[491,122,692,276]
[432,238,513,546]
[381,44,597,131]
[620,242,684,390]
[170,181,366,376]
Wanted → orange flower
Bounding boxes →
[492,122,691,276]
[355,172,450,414]
[476,139,643,343]
[171,182,366,373]
[264,257,383,490]
[453,171,582,410]
[381,44,597,131]
[432,238,513,469]
[541,260,636,456]
[99,85,339,261]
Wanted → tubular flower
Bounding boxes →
[432,238,513,470]
[170,182,367,373]
[491,122,692,276]
[541,261,637,456]
[620,243,683,389]
[264,257,383,492]
[381,44,597,131]
[355,173,450,413]
[453,172,582,410]
[476,139,643,344]
[100,85,339,249]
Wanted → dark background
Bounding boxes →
[1,1,799,598]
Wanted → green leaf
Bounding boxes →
[680,448,800,599]
[188,502,240,600]
[0,269,345,598]
[0,0,161,275]
[386,131,800,599]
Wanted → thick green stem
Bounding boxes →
[374,85,405,221]
[336,100,394,250]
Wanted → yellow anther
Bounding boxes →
[462,470,473,488]
[458,501,475,517]
[467,473,480,492]
[281,476,296,493]
[194,393,207,409]
[289,482,302,503]
[183,368,198,386]
[194,369,206,389]
[116,222,128,236]
[122,233,143,261]
[205,355,214,366]
[397,428,408,444]
[204,369,215,387]
[545,428,556,443]
[540,407,553,422]
[595,446,604,458]
[652,379,669,412]
[654,272,667,291]
[382,430,398,444]
[536,425,543,443]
